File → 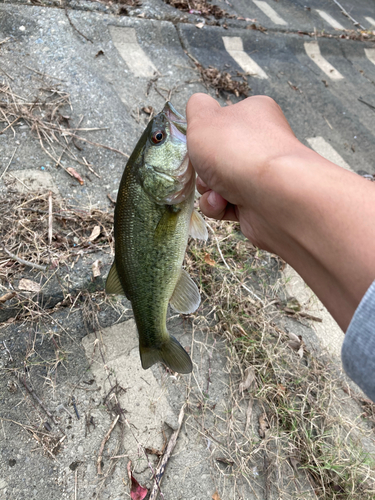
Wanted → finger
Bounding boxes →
[186,93,220,125]
[199,190,239,222]
[196,176,209,195]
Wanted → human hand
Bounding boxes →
[186,93,304,247]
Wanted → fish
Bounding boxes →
[105,102,207,374]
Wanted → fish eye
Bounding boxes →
[151,130,165,144]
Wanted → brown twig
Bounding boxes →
[63,132,129,158]
[149,404,186,500]
[97,415,120,475]
[48,191,53,246]
[83,156,101,178]
[331,0,365,29]
[1,244,47,271]
[358,98,375,111]
[18,375,60,426]
[0,147,17,180]
[64,3,93,43]
[25,65,65,81]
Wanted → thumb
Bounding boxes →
[199,190,239,222]
[186,93,220,125]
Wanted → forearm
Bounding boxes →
[186,93,375,330]
[248,148,375,330]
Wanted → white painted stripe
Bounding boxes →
[306,137,352,171]
[222,37,268,79]
[316,10,345,30]
[365,16,375,27]
[304,42,344,80]
[109,26,157,78]
[365,48,375,66]
[252,0,287,25]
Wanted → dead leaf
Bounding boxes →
[247,23,267,33]
[66,167,84,185]
[287,332,302,351]
[204,253,215,266]
[88,225,101,242]
[18,279,41,293]
[0,291,16,303]
[239,366,256,394]
[142,106,154,115]
[127,461,148,500]
[212,491,222,500]
[92,260,101,278]
[195,22,205,29]
[196,64,250,97]
[165,0,234,20]
[258,412,269,438]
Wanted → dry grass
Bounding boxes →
[0,190,113,281]
[0,79,126,186]
[185,219,375,499]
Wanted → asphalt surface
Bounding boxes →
[0,0,375,499]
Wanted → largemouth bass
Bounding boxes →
[105,102,207,374]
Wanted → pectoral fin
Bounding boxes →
[189,210,208,241]
[169,268,201,314]
[105,261,127,297]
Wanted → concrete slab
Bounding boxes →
[283,265,345,358]
[0,5,205,209]
[1,2,375,499]
[2,169,60,195]
[178,23,375,173]
[82,321,179,470]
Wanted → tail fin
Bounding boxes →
[140,336,193,374]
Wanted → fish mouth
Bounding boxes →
[163,102,187,142]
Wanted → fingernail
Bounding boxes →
[196,176,207,189]
[207,190,218,207]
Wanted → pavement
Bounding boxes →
[0,0,375,499]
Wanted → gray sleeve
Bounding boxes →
[342,280,375,402]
